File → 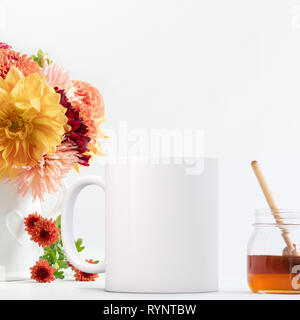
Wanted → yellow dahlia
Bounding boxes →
[0,67,68,178]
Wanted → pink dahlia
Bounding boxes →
[10,141,79,201]
[44,64,72,91]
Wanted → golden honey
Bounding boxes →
[248,255,300,294]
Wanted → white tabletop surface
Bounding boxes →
[0,276,300,300]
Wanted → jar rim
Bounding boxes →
[254,209,300,226]
[255,209,300,215]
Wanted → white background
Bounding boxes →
[2,0,300,290]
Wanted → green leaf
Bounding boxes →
[54,270,65,280]
[75,238,85,252]
[31,49,53,68]
[57,260,69,269]
[53,262,60,270]
[42,245,58,265]
[56,215,61,229]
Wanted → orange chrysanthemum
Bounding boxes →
[0,49,41,79]
[24,212,43,235]
[69,80,104,119]
[30,218,60,248]
[30,259,56,283]
[70,259,99,281]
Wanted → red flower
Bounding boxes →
[70,259,99,281]
[24,212,43,235]
[30,259,56,283]
[0,43,11,50]
[56,88,91,166]
[30,218,60,248]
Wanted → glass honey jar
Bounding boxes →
[248,209,300,294]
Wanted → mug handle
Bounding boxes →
[61,176,106,274]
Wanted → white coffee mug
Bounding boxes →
[62,158,218,293]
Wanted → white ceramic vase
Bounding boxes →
[0,181,64,281]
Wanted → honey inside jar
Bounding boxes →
[248,255,300,294]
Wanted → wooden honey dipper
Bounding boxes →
[251,161,300,256]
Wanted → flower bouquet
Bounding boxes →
[0,42,106,281]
